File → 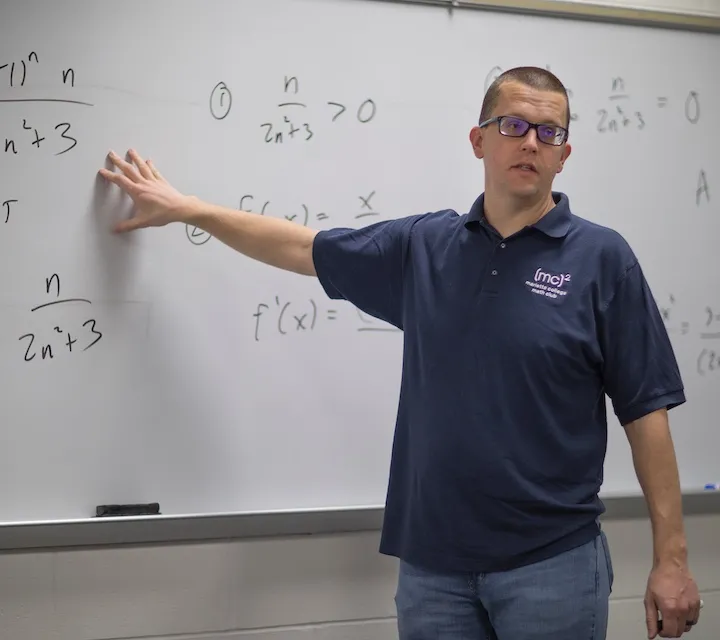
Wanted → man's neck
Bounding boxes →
[483,190,557,238]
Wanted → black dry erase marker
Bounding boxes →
[95,503,161,517]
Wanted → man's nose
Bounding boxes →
[520,128,539,151]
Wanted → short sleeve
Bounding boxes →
[598,260,686,425]
[312,216,419,329]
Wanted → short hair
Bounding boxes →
[480,66,571,129]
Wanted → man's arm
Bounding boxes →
[184,202,318,276]
[625,408,686,567]
[100,148,413,329]
[624,408,701,638]
[99,149,318,276]
[596,250,701,638]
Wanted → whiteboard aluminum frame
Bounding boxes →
[365,0,720,32]
[1,0,717,551]
[0,493,719,550]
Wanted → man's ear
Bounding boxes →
[556,142,572,173]
[469,126,485,160]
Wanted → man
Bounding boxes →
[99,66,701,639]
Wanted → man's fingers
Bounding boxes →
[107,150,143,182]
[675,598,693,635]
[98,168,137,195]
[685,600,701,629]
[657,610,684,638]
[113,216,145,233]
[128,148,154,180]
[663,619,682,638]
[645,601,659,638]
[146,158,164,181]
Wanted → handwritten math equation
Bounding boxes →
[0,51,89,159]
[595,78,700,134]
[3,118,78,157]
[0,51,74,88]
[659,294,720,376]
[210,72,701,141]
[483,66,701,133]
[0,51,78,91]
[0,54,709,162]
[250,291,720,375]
[251,296,399,342]
[184,190,383,244]
[178,167,711,246]
[239,189,382,225]
[210,75,377,144]
[17,273,102,363]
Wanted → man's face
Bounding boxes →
[469,81,572,201]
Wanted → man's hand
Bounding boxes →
[622,410,702,637]
[98,149,196,232]
[644,562,701,638]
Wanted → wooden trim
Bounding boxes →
[369,0,720,32]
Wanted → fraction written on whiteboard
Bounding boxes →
[17,274,102,364]
[251,297,399,342]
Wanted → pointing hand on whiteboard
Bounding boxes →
[98,149,195,233]
[97,148,318,276]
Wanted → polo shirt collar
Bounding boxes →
[465,191,572,238]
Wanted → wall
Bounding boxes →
[1,516,719,639]
[1,1,717,639]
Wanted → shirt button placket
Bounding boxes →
[493,242,507,275]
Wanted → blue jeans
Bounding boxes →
[395,531,614,640]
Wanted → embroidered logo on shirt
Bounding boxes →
[525,268,571,299]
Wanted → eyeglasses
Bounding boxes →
[478,115,568,146]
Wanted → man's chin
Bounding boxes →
[508,186,541,200]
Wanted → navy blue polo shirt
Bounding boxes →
[311,191,685,573]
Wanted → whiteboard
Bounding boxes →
[0,0,718,526]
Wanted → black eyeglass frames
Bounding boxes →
[478,115,568,146]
